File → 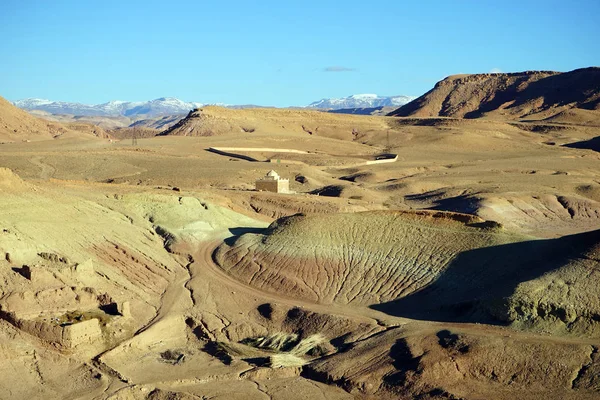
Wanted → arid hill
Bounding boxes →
[1,70,600,399]
[215,211,525,305]
[0,96,71,141]
[0,96,111,142]
[217,211,600,337]
[1,92,600,399]
[29,110,186,131]
[390,67,600,123]
[160,105,392,139]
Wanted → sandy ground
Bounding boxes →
[0,111,599,399]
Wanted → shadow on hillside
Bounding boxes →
[371,229,600,324]
[310,185,345,197]
[391,67,600,118]
[564,136,600,153]
[205,148,259,162]
[224,227,268,245]
[404,190,482,215]
[463,68,600,118]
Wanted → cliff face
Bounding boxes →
[390,68,600,122]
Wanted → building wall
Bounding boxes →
[277,180,289,193]
[256,180,279,193]
[256,179,289,193]
[2,311,103,348]
[62,318,102,348]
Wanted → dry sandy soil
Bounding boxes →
[0,71,599,399]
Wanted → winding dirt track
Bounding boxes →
[96,233,600,398]
[29,156,55,179]
[185,237,600,347]
[118,231,600,387]
[189,239,387,325]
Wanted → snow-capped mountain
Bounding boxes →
[13,94,417,116]
[121,98,205,117]
[307,94,416,110]
[13,98,105,116]
[13,97,204,117]
[12,98,54,108]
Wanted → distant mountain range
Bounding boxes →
[13,97,206,117]
[307,94,416,110]
[13,94,417,117]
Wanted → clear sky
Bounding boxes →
[1,0,599,107]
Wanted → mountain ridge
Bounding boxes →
[307,94,416,109]
[13,97,205,118]
[13,93,417,117]
[388,67,600,123]
[0,95,110,141]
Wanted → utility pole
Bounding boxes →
[132,129,138,146]
[386,130,390,152]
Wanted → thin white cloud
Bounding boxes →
[323,66,356,72]
[489,68,503,73]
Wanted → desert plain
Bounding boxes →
[0,69,599,399]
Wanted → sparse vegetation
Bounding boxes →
[204,333,326,368]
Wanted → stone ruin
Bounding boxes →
[0,259,131,348]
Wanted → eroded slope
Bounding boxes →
[216,210,600,337]
[215,211,526,305]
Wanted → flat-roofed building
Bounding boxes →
[255,170,289,193]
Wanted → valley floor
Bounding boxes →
[0,117,599,399]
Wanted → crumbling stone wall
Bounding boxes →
[62,319,102,347]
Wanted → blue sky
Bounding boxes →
[1,0,599,106]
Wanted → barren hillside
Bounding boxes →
[0,96,112,142]
[1,98,599,398]
[160,106,392,139]
[216,210,600,336]
[215,211,524,304]
[1,66,600,399]
[0,96,71,141]
[390,67,600,123]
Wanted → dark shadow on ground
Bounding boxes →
[205,148,259,162]
[243,357,271,367]
[404,190,482,215]
[202,341,233,365]
[564,136,600,152]
[371,229,600,324]
[99,303,120,316]
[11,267,29,279]
[310,185,345,197]
[224,227,268,245]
